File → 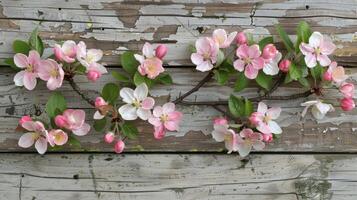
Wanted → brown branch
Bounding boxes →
[66,77,95,107]
[173,71,214,104]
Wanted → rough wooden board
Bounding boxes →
[1,67,357,152]
[0,153,356,200]
[0,0,356,65]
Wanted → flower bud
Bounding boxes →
[54,115,68,128]
[114,140,125,154]
[213,117,228,126]
[87,70,101,82]
[339,82,355,98]
[95,97,107,108]
[278,59,291,73]
[155,44,168,59]
[340,97,355,111]
[323,71,332,81]
[236,32,247,45]
[262,44,277,60]
[262,133,273,143]
[249,112,263,126]
[104,132,115,144]
[19,115,32,126]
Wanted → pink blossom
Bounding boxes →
[94,97,109,120]
[118,83,155,120]
[323,71,332,81]
[148,102,183,139]
[37,59,64,90]
[114,140,125,153]
[237,128,265,157]
[18,121,48,154]
[211,124,238,153]
[19,115,32,126]
[134,42,165,79]
[236,32,247,45]
[250,102,282,134]
[279,59,291,73]
[86,62,108,82]
[54,40,77,63]
[262,44,278,60]
[212,29,237,48]
[191,37,219,72]
[155,44,168,59]
[299,32,336,68]
[326,62,348,84]
[262,133,273,143]
[340,82,355,98]
[76,41,103,68]
[233,44,265,79]
[55,109,90,136]
[47,129,68,147]
[301,100,334,119]
[340,97,355,111]
[13,50,41,90]
[213,117,228,126]
[263,52,282,75]
[104,132,115,144]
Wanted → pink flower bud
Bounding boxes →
[87,70,101,82]
[155,44,168,59]
[340,97,355,111]
[323,71,332,81]
[339,82,355,98]
[54,115,68,128]
[279,59,291,73]
[236,32,247,45]
[262,133,273,143]
[249,112,263,126]
[114,140,125,153]
[95,97,107,108]
[262,44,277,60]
[19,115,32,126]
[213,117,228,126]
[104,132,115,144]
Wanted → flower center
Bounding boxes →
[263,115,271,123]
[50,69,59,77]
[132,99,141,108]
[160,114,169,122]
[31,132,40,140]
[315,47,321,55]
[244,57,252,64]
[203,52,211,60]
[26,64,34,72]
[224,134,232,141]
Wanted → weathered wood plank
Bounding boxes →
[0,153,356,199]
[1,67,357,152]
[0,0,356,65]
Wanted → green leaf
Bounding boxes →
[275,24,294,52]
[68,135,82,149]
[214,69,229,85]
[133,72,155,88]
[4,58,20,71]
[244,98,254,117]
[256,72,273,90]
[228,95,245,118]
[310,65,323,80]
[157,73,173,85]
[215,50,225,67]
[112,71,130,83]
[288,63,302,80]
[102,83,119,104]
[121,122,139,139]
[295,21,312,53]
[13,40,31,54]
[298,77,310,88]
[121,51,139,75]
[93,118,107,132]
[28,28,44,56]
[258,36,274,50]
[234,72,249,92]
[220,59,235,73]
[247,33,255,45]
[46,92,67,118]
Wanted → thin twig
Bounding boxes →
[173,71,214,104]
[212,105,241,123]
[66,77,95,107]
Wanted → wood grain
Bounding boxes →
[0,153,356,200]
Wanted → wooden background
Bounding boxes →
[1,0,357,199]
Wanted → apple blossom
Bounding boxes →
[94,97,109,120]
[114,140,125,153]
[233,44,265,79]
[13,50,41,90]
[55,109,90,136]
[325,62,348,84]
[86,62,108,82]
[155,44,168,59]
[213,117,228,126]
[301,100,335,119]
[211,123,239,153]
[237,128,265,157]
[148,102,183,139]
[76,41,103,68]
[104,132,115,144]
[340,82,355,98]
[299,32,336,68]
[249,102,282,134]
[236,32,247,45]
[19,115,32,126]
[262,133,273,143]
[212,29,237,48]
[263,52,282,75]
[37,59,64,90]
[18,121,48,154]
[340,97,355,111]
[119,83,155,120]
[54,40,77,63]
[191,37,219,72]
[279,59,291,73]
[47,129,68,147]
[262,44,278,60]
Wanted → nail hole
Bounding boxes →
[73,174,79,179]
[58,8,62,10]
[101,28,105,31]
[305,5,309,9]
[196,27,204,34]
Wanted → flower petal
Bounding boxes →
[309,32,323,48]
[93,111,105,120]
[233,59,245,72]
[248,44,261,58]
[162,102,175,114]
[18,132,35,148]
[253,140,265,150]
[72,123,90,136]
[244,64,259,79]
[236,44,249,59]
[305,53,317,68]
[14,53,28,69]
[148,117,162,127]
[196,61,213,72]
[257,102,268,113]
[137,108,151,120]
[118,104,138,120]
[153,106,163,117]
[317,54,331,67]
[13,70,25,86]
[267,120,282,134]
[267,107,281,120]
[142,42,154,58]
[299,43,314,55]
[191,53,203,65]
[23,72,37,90]
[120,88,135,104]
[141,97,155,110]
[35,137,48,154]
[237,141,252,157]
[134,83,148,101]
[164,120,179,131]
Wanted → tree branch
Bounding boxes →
[66,77,95,107]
